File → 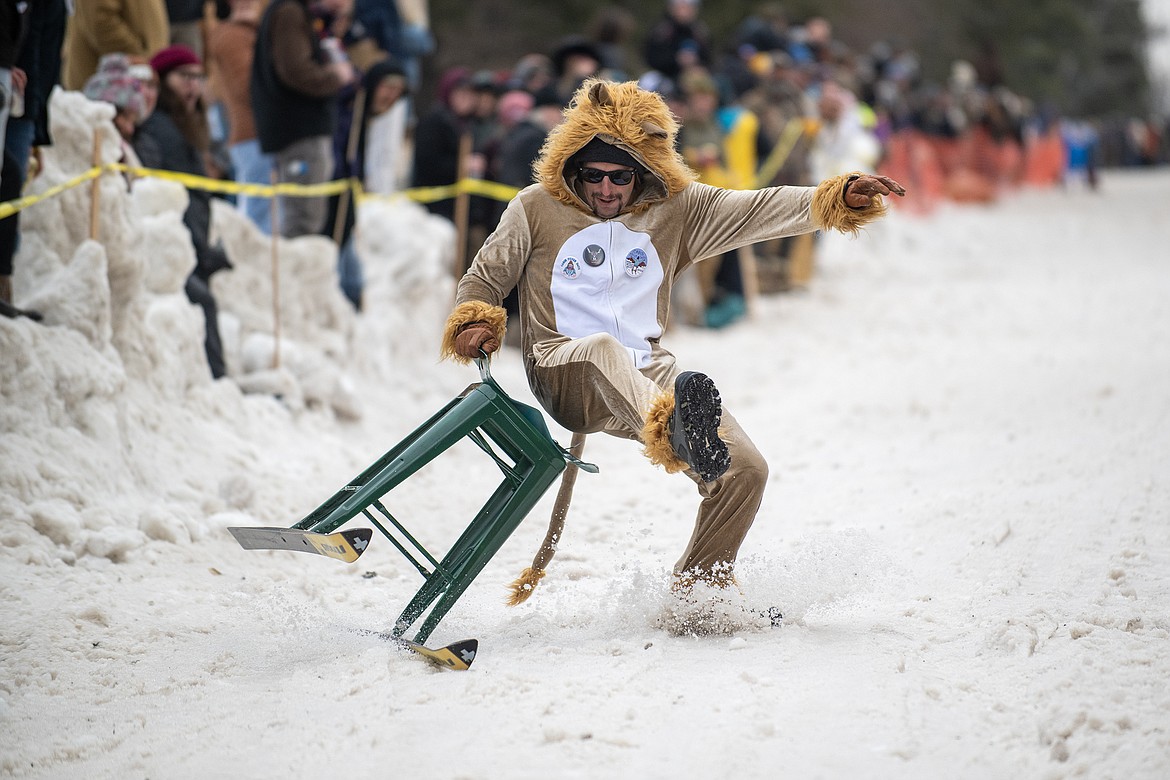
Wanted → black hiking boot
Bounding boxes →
[669,371,731,483]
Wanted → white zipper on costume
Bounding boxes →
[550,220,664,368]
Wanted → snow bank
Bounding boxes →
[2,88,1169,779]
[0,90,455,566]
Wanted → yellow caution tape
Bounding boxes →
[455,178,522,201]
[112,164,352,197]
[370,178,521,205]
[0,164,110,220]
[1,163,523,220]
[753,118,811,190]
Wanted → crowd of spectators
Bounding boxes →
[398,0,1166,325]
[2,0,1168,360]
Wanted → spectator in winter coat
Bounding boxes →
[352,58,410,195]
[549,35,602,107]
[809,80,881,181]
[251,0,355,238]
[324,57,410,309]
[134,44,231,379]
[642,0,713,81]
[3,0,66,181]
[1,0,66,320]
[441,80,903,632]
[0,0,27,166]
[164,0,206,57]
[411,67,483,222]
[0,0,24,311]
[206,0,271,232]
[676,67,760,328]
[345,0,433,91]
[495,86,563,190]
[62,0,169,90]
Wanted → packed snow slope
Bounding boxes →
[2,94,1169,780]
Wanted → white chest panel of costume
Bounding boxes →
[550,221,664,368]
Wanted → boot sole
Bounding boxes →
[671,372,731,482]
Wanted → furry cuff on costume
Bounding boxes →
[440,301,508,364]
[811,172,887,236]
[642,391,688,473]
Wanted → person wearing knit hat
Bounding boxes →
[440,79,904,634]
[83,62,150,146]
[84,54,150,125]
[149,44,201,80]
[148,44,207,133]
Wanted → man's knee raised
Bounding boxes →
[577,331,626,356]
[730,442,769,489]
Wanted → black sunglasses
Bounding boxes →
[579,167,636,185]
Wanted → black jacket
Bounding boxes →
[0,0,28,67]
[134,112,230,281]
[251,0,337,153]
[9,0,66,146]
[411,106,470,220]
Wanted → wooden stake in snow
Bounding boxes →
[89,131,101,241]
[270,169,281,369]
[332,87,366,247]
[452,131,473,279]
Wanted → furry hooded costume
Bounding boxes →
[441,79,887,588]
[442,78,883,398]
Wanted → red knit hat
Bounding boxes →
[150,45,201,78]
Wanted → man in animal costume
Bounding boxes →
[441,79,903,628]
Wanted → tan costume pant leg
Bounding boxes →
[669,408,768,579]
[529,333,769,579]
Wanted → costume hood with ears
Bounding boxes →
[535,79,696,216]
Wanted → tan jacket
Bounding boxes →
[442,81,884,378]
[64,0,169,90]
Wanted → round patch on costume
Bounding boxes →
[560,257,581,279]
[583,244,606,267]
[625,248,648,278]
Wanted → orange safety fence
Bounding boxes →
[879,125,1068,213]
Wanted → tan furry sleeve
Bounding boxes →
[811,172,888,236]
[439,301,508,364]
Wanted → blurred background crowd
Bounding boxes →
[3,0,1168,339]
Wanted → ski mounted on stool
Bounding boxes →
[226,353,595,670]
[228,526,372,563]
[348,627,479,670]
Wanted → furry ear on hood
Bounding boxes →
[589,80,613,107]
[641,121,669,140]
[535,79,696,214]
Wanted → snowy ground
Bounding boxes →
[3,95,1169,779]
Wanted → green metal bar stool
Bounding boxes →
[285,357,595,645]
